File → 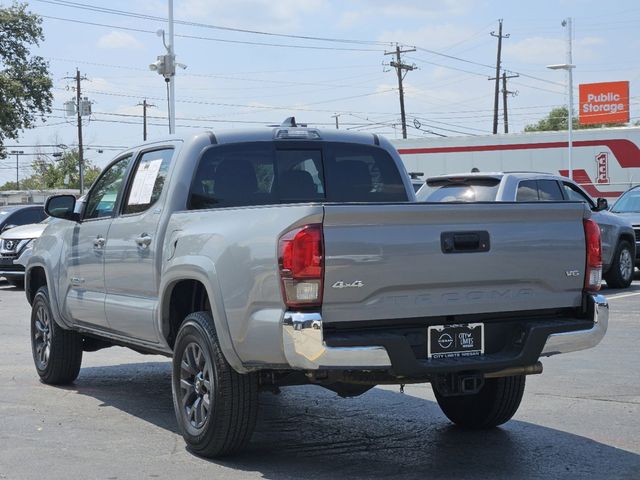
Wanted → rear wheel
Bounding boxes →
[30,286,83,384]
[172,311,258,458]
[434,375,525,429]
[605,240,634,289]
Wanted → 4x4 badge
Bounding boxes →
[565,270,581,277]
[332,280,364,289]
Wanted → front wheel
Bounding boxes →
[605,240,634,289]
[171,311,258,458]
[434,375,525,429]
[30,286,83,384]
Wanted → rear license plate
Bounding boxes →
[427,323,484,359]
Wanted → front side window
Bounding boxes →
[123,149,174,215]
[84,155,132,220]
[562,182,594,208]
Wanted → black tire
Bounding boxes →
[434,375,525,429]
[6,276,24,289]
[604,240,634,289]
[30,286,83,385]
[172,311,258,458]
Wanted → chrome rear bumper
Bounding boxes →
[282,294,609,370]
[540,294,608,357]
[282,312,391,370]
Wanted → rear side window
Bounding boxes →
[123,148,174,215]
[188,142,408,209]
[516,180,563,202]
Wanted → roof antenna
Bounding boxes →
[281,116,297,127]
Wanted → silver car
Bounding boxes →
[609,185,640,269]
[417,171,637,289]
[0,219,50,288]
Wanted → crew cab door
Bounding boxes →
[64,155,132,328]
[103,147,175,343]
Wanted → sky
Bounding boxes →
[2,0,640,185]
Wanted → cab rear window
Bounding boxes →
[188,142,408,209]
[418,178,500,202]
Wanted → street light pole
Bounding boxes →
[565,18,574,181]
[547,17,575,180]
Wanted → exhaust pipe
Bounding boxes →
[484,361,543,379]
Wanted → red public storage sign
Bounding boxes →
[579,81,629,125]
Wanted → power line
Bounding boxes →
[34,0,391,46]
[39,15,384,52]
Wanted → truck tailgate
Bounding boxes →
[322,202,587,323]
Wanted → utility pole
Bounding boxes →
[489,72,519,133]
[65,69,90,194]
[76,69,84,194]
[331,113,340,129]
[385,45,416,139]
[137,99,156,141]
[490,20,509,134]
[501,73,518,133]
[9,150,24,189]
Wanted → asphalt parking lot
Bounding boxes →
[0,278,639,480]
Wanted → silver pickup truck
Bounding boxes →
[26,124,608,458]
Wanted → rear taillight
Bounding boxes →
[583,219,602,291]
[278,224,324,308]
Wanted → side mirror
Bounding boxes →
[1,224,17,234]
[596,197,609,212]
[45,195,80,222]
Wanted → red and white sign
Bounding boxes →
[595,152,609,184]
[579,81,629,125]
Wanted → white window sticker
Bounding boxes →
[128,159,163,205]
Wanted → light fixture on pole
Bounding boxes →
[546,17,574,180]
[149,0,186,135]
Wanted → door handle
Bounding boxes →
[93,236,106,249]
[441,231,490,253]
[135,233,152,249]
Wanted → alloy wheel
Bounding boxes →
[33,304,51,369]
[179,342,213,430]
[619,248,633,281]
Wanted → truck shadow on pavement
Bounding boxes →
[70,361,640,479]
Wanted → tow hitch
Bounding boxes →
[434,372,485,397]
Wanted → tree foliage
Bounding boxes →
[0,2,53,149]
[0,149,101,190]
[524,106,628,132]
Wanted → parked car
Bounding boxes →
[27,127,607,458]
[0,204,46,234]
[417,171,636,289]
[0,218,50,288]
[609,185,640,269]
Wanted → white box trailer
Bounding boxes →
[392,127,640,200]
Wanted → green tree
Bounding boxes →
[0,149,101,190]
[0,2,53,150]
[524,106,627,132]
